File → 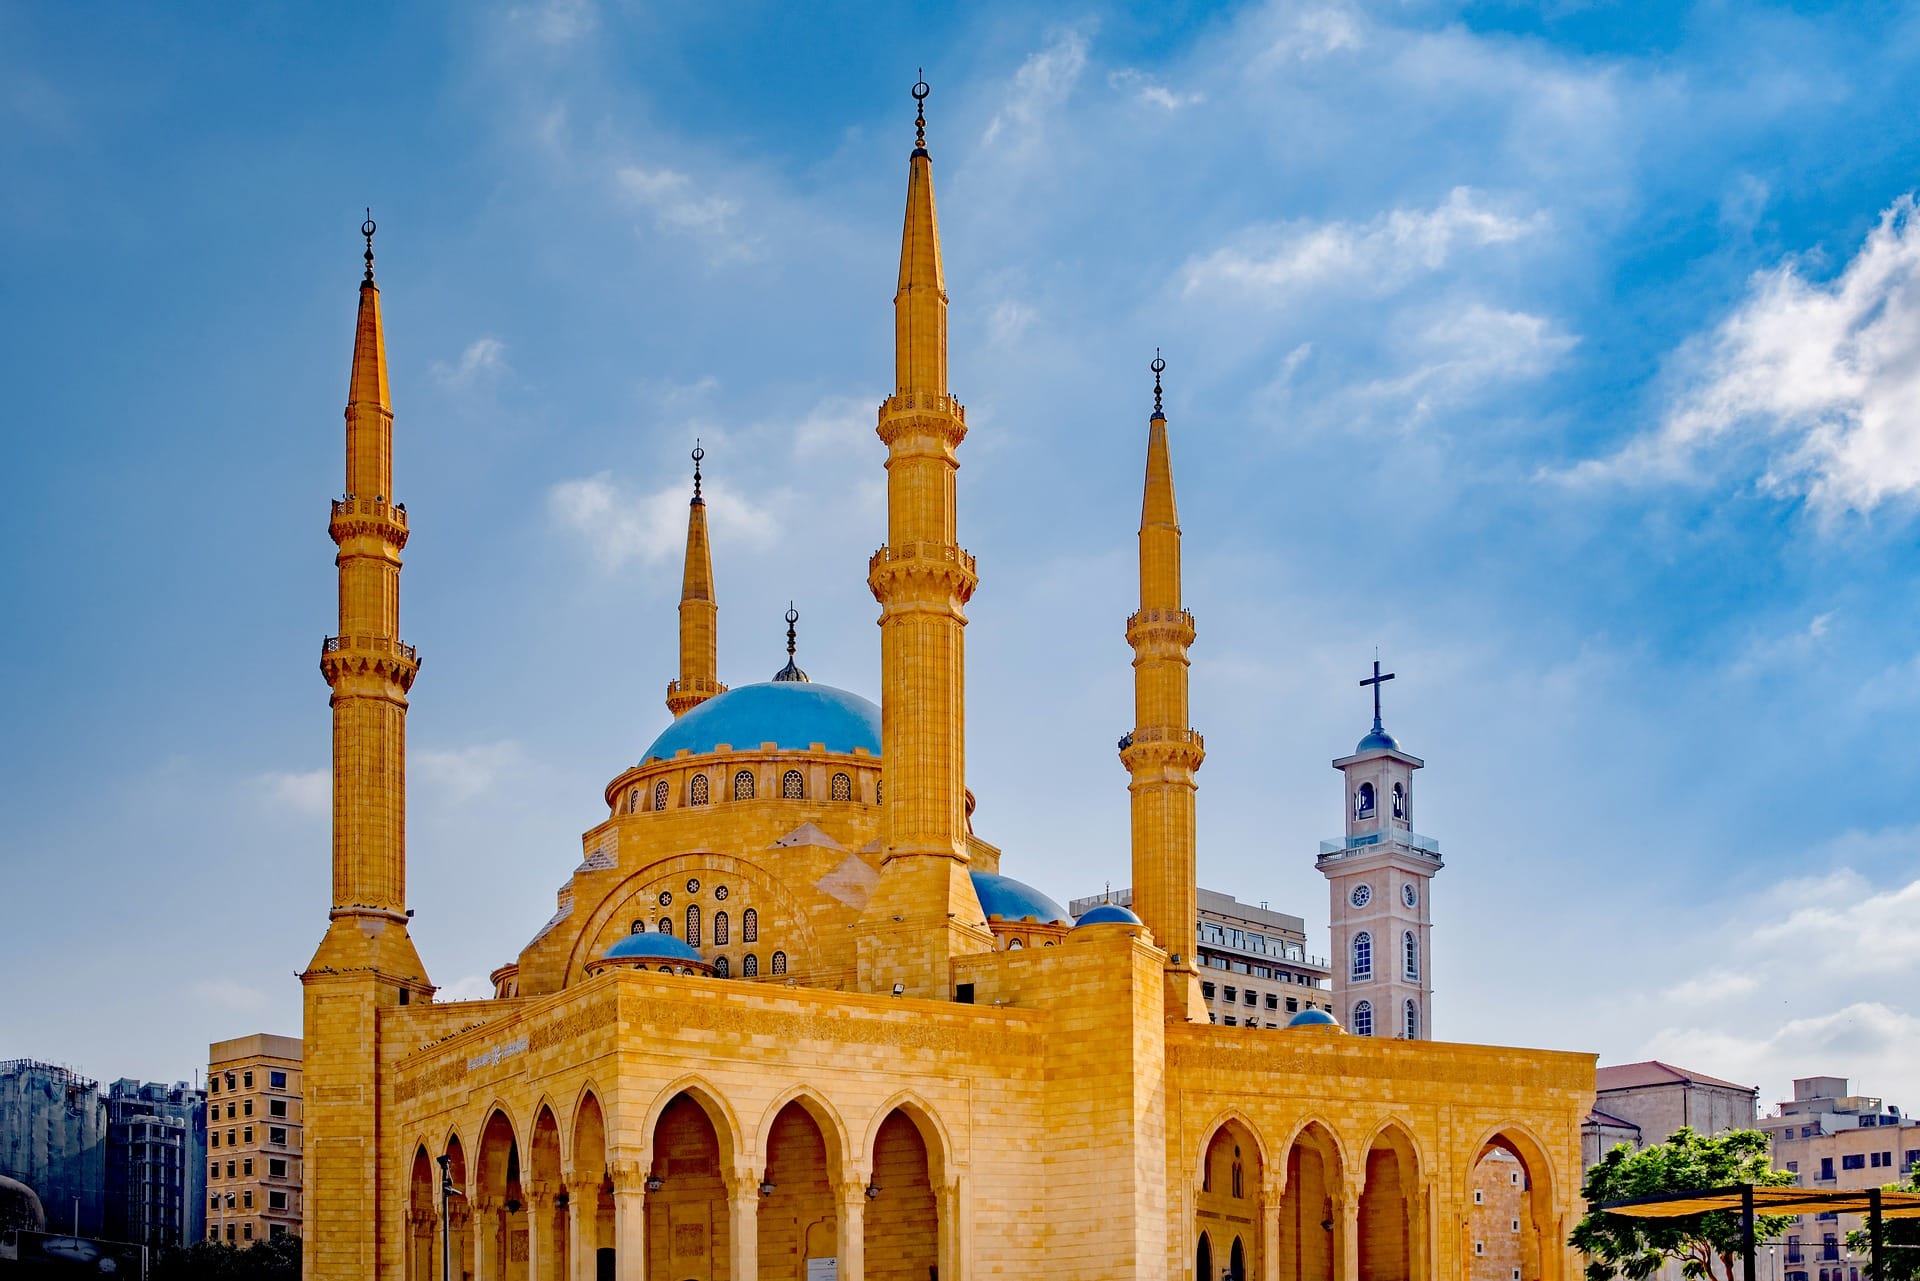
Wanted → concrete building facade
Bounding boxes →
[1762,1077,1920,1281]
[0,1060,108,1238]
[1578,1061,1759,1169]
[103,1077,206,1249]
[207,1033,304,1245]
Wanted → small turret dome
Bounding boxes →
[588,931,712,976]
[1356,727,1400,753]
[1073,903,1143,927]
[1287,1007,1341,1030]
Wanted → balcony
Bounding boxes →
[1318,830,1442,859]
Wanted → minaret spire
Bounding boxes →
[857,74,991,998]
[1121,352,1208,1021]
[667,441,725,717]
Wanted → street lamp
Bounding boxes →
[436,1154,464,1281]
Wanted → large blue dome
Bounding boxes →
[970,871,1070,924]
[641,682,882,763]
[601,932,705,964]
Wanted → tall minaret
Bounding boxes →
[303,215,433,1281]
[666,443,725,717]
[1317,660,1441,1039]
[1120,355,1208,1021]
[855,76,991,998]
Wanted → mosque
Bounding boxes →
[300,81,1596,1281]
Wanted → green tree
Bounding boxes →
[1570,1127,1798,1281]
[150,1233,300,1281]
[1844,1162,1920,1281]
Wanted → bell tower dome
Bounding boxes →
[1318,659,1441,1040]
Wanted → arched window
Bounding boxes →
[1353,999,1374,1037]
[742,908,758,943]
[690,774,709,806]
[685,905,701,947]
[657,917,673,937]
[743,953,759,977]
[875,780,882,805]
[1352,931,1372,980]
[652,780,668,811]
[1392,781,1406,821]
[630,920,644,935]
[713,955,729,978]
[1007,938,1023,950]
[1356,782,1376,819]
[1403,930,1419,981]
[1404,999,1418,1039]
[771,950,787,975]
[831,772,852,802]
[733,770,755,800]
[1231,1146,1244,1198]
[782,769,804,800]
[627,788,640,814]
[713,911,729,945]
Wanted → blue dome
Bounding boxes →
[1074,903,1143,927]
[970,871,1070,924]
[601,932,705,964]
[642,682,881,763]
[1287,1007,1340,1029]
[1356,726,1400,753]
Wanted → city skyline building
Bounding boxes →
[1763,1076,1920,1281]
[205,1034,304,1246]
[103,1076,206,1250]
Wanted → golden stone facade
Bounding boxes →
[300,91,1596,1281]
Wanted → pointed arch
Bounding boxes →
[639,1074,744,1164]
[1361,1116,1428,1178]
[1275,1118,1346,1281]
[1466,1122,1562,1281]
[1358,1117,1423,1281]
[860,1089,955,1186]
[755,1086,852,1182]
[1194,1107,1274,1181]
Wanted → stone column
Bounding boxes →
[727,1172,761,1281]
[523,1183,550,1281]
[836,1178,868,1281]
[1262,1175,1286,1281]
[611,1164,648,1281]
[1337,1181,1362,1281]
[472,1197,501,1281]
[562,1174,592,1281]
[937,1176,963,1281]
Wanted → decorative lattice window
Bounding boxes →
[742,908,758,943]
[631,920,644,935]
[1404,931,1419,981]
[831,772,852,801]
[713,911,729,945]
[782,770,804,800]
[1404,999,1419,1039]
[690,774,709,806]
[653,780,668,811]
[734,770,755,800]
[771,950,787,975]
[875,781,883,805]
[743,953,759,977]
[655,917,673,936]
[1352,931,1372,981]
[627,788,640,814]
[1353,1000,1374,1037]
[713,955,729,978]
[685,905,701,947]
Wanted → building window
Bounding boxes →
[627,787,640,814]
[1842,1155,1866,1171]
[269,1099,286,1118]
[1244,989,1256,1006]
[734,770,755,800]
[1404,931,1419,981]
[653,780,669,811]
[829,772,850,802]
[1007,938,1023,950]
[685,904,701,947]
[1287,998,1299,1013]
[1202,982,1216,1000]
[244,1071,253,1088]
[690,774,709,806]
[1512,1218,1521,1232]
[1405,999,1419,1039]
[1510,1172,1520,1186]
[1224,1016,1238,1026]
[1232,1146,1245,1198]
[743,908,758,942]
[1352,932,1373,981]
[270,1191,287,1211]
[269,1127,287,1146]
[1224,986,1237,1003]
[243,1223,253,1241]
[1357,782,1376,819]
[743,953,759,977]
[1393,781,1406,820]
[771,950,788,975]
[225,1072,236,1091]
[244,1126,253,1143]
[227,1102,236,1119]
[244,1099,253,1116]
[211,1132,220,1148]
[209,1194,218,1209]
[226,1225,235,1242]
[270,1159,287,1178]
[1821,1158,1834,1180]
[714,911,729,945]
[657,917,673,936]
[244,1159,253,1176]
[714,956,729,978]
[1475,1241,1485,1256]
[782,769,805,800]
[1266,994,1279,1010]
[243,1190,253,1209]
[1353,1000,1374,1037]
[269,1070,286,1090]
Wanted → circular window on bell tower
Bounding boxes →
[1350,884,1372,909]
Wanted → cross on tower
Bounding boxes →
[1360,658,1395,734]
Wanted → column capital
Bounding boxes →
[609,1160,649,1194]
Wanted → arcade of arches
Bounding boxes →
[403,1088,941,1281]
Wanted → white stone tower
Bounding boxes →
[1318,660,1442,1039]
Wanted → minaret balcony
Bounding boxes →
[1118,726,1206,772]
[867,542,979,601]
[1125,607,1196,647]
[320,633,421,689]
[877,390,966,421]
[1316,830,1441,864]
[328,495,410,548]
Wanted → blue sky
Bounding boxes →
[4,0,1919,1114]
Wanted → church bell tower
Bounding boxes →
[1318,660,1440,1039]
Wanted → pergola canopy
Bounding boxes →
[1598,1186,1920,1220]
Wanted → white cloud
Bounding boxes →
[1565,195,1920,515]
[1252,4,1365,63]
[982,29,1089,149]
[792,396,873,459]
[985,299,1038,348]
[1644,1003,1920,1107]
[414,741,528,804]
[1182,188,1548,299]
[431,337,507,391]
[257,768,328,817]
[434,974,497,1003]
[509,0,596,45]
[1357,304,1575,416]
[193,978,270,1013]
[1108,68,1202,110]
[548,471,779,570]
[617,166,760,265]
[1727,611,1835,680]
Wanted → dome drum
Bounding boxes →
[587,930,714,977]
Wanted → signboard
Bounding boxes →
[1,1230,148,1278]
[805,1259,838,1281]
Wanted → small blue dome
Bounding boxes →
[642,682,881,763]
[970,871,1070,924]
[1356,726,1400,753]
[601,932,705,964]
[1287,1007,1340,1029]
[1074,903,1143,927]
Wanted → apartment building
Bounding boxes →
[205,1034,303,1244]
[103,1077,205,1248]
[1762,1077,1920,1281]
